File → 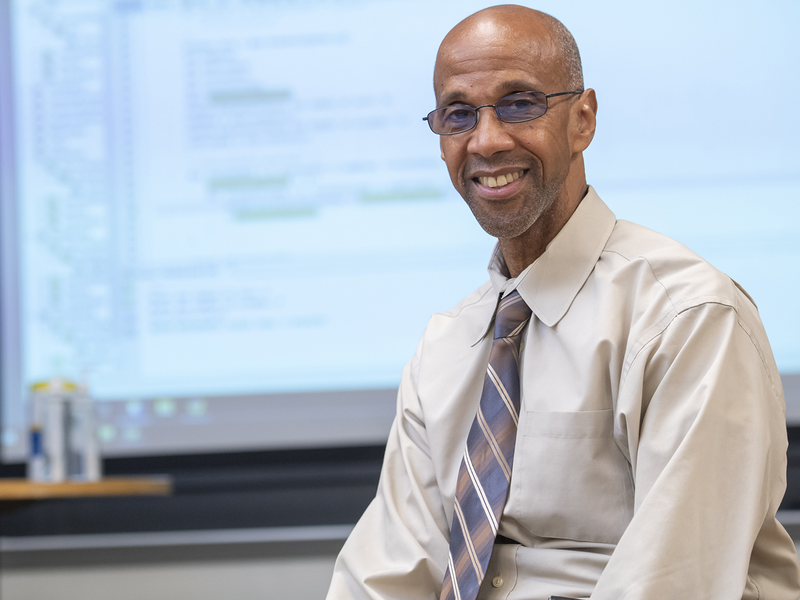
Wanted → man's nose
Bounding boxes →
[466,107,516,157]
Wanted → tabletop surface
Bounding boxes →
[0,477,172,500]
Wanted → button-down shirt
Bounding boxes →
[326,187,800,600]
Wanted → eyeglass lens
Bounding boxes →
[426,91,548,135]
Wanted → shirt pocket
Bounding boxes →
[513,409,633,544]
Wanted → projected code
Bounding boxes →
[18,1,138,385]
[13,0,483,401]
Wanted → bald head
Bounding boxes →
[434,5,583,98]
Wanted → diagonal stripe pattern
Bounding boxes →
[440,290,532,600]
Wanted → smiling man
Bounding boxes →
[433,8,591,275]
[326,5,800,600]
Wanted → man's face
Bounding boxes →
[434,23,576,240]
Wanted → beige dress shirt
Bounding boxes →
[326,187,800,600]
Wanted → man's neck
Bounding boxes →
[499,183,588,278]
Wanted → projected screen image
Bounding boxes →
[1,0,798,460]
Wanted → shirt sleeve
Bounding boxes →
[592,301,800,600]
[326,335,451,600]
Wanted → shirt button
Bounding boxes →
[492,576,504,588]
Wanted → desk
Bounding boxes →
[0,477,172,500]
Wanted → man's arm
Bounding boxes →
[592,301,800,599]
[326,337,450,600]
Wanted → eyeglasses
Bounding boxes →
[423,90,583,135]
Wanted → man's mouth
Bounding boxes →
[476,170,524,189]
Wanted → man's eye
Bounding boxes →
[509,99,535,108]
[443,106,474,120]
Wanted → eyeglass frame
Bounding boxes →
[422,90,584,135]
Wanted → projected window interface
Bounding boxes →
[2,0,798,459]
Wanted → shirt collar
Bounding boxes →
[478,186,616,342]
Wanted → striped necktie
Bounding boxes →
[440,290,532,600]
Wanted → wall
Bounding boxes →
[0,539,344,600]
[3,527,800,600]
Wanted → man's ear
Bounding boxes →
[570,88,597,154]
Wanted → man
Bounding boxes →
[326,5,800,599]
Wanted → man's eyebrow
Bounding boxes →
[497,79,544,94]
[437,91,471,107]
[437,79,545,107]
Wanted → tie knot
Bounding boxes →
[493,290,532,340]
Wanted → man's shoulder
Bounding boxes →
[406,281,497,391]
[423,280,496,344]
[603,219,748,313]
